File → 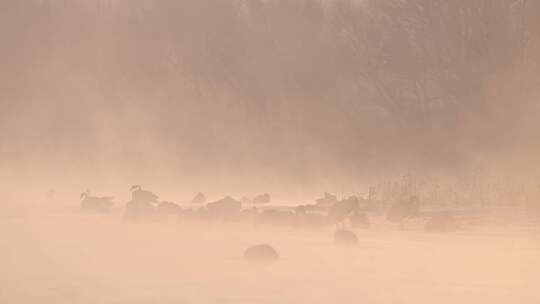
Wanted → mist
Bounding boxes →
[2,0,540,197]
[1,1,540,303]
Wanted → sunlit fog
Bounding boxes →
[1,1,539,303]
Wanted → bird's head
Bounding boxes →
[130,185,142,192]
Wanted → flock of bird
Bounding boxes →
[79,185,462,260]
[80,185,459,232]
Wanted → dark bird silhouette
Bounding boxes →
[244,244,279,261]
[192,192,206,204]
[206,196,242,220]
[125,185,159,220]
[333,229,359,246]
[130,185,158,203]
[316,192,338,208]
[327,197,359,228]
[252,193,271,204]
[80,191,114,213]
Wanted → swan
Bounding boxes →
[80,191,114,213]
[129,185,158,203]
